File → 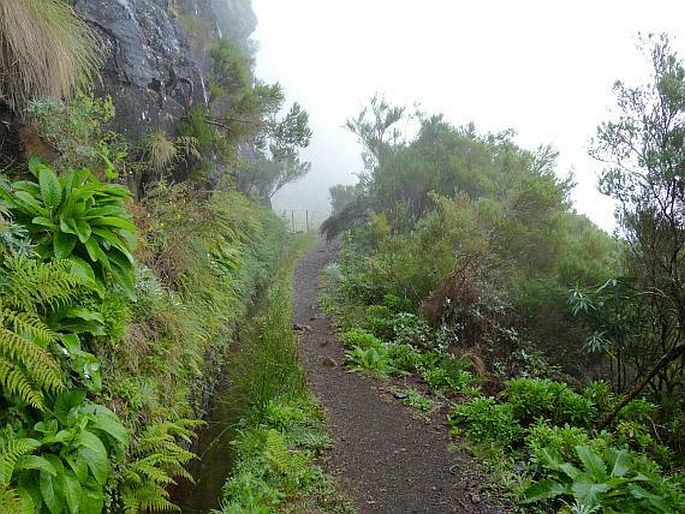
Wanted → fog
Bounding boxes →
[252,0,685,230]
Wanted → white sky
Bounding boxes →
[252,0,685,230]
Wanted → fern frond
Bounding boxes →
[3,309,55,347]
[126,460,175,485]
[265,430,290,474]
[0,437,40,485]
[122,482,179,513]
[0,360,45,409]
[0,321,61,384]
[118,418,200,514]
[0,484,23,512]
[1,257,93,313]
[0,306,63,408]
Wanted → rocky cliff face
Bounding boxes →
[73,0,255,141]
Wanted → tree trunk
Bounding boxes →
[597,342,685,430]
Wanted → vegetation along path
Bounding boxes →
[293,241,506,514]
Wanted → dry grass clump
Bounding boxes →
[0,0,101,105]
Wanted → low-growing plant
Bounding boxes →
[421,367,475,393]
[116,418,199,513]
[340,327,383,350]
[0,159,137,296]
[503,378,597,428]
[524,445,684,513]
[362,304,395,340]
[582,380,616,414]
[1,390,128,513]
[386,343,422,373]
[397,387,435,411]
[345,345,392,376]
[613,421,672,466]
[450,396,523,448]
[525,419,608,465]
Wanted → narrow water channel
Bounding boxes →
[170,375,241,513]
[169,290,269,512]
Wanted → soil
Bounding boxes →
[293,241,511,514]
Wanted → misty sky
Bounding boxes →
[252,0,685,230]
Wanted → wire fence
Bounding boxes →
[278,209,323,233]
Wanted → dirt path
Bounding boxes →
[293,241,507,514]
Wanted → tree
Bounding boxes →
[345,93,405,177]
[329,183,363,215]
[592,33,685,414]
[206,38,312,198]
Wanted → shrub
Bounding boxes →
[386,343,422,373]
[525,419,608,465]
[582,380,616,414]
[340,328,383,350]
[503,378,597,427]
[362,304,395,340]
[421,367,474,393]
[450,397,523,448]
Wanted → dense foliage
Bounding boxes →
[0,2,317,512]
[322,34,685,513]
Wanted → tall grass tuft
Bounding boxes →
[0,0,101,105]
[234,276,306,423]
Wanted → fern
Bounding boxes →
[264,429,307,476]
[0,484,22,513]
[0,305,63,409]
[1,256,94,314]
[0,437,40,485]
[0,257,94,409]
[118,419,200,513]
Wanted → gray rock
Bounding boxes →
[73,0,256,141]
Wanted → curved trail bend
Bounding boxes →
[293,242,507,514]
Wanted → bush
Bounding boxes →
[421,367,475,393]
[525,419,608,465]
[450,397,523,448]
[503,378,597,427]
[386,343,422,373]
[362,304,395,340]
[340,328,383,350]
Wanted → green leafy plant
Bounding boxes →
[340,327,383,350]
[386,343,421,373]
[345,344,391,375]
[450,396,522,448]
[0,256,97,409]
[503,378,597,428]
[2,390,128,514]
[525,420,608,465]
[396,387,435,411]
[524,445,682,513]
[0,159,137,296]
[117,419,198,513]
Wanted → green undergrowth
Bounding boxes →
[215,236,352,514]
[0,158,293,512]
[320,237,685,514]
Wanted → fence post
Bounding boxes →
[291,210,295,232]
[305,210,310,232]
